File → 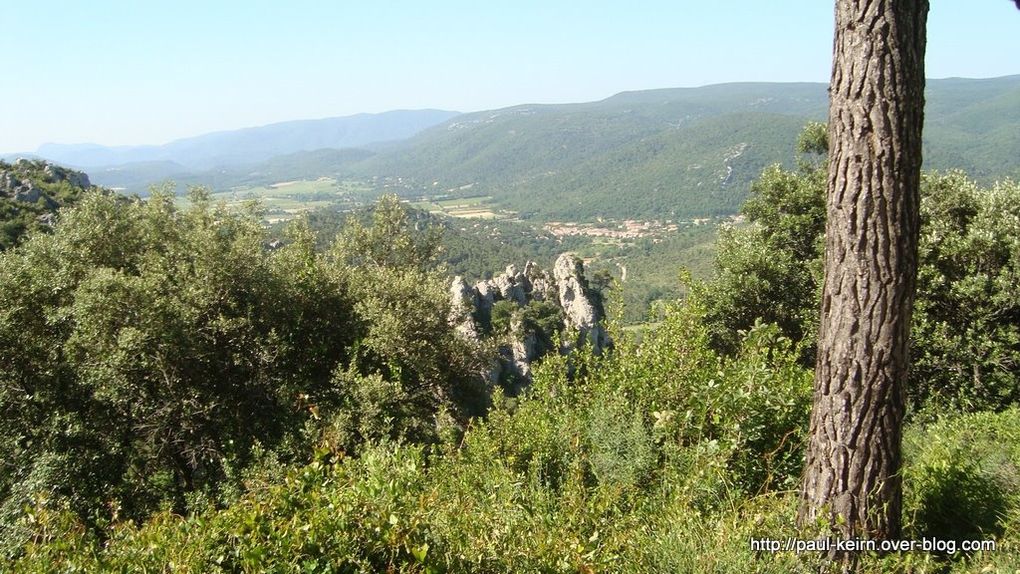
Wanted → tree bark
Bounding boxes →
[798,0,928,550]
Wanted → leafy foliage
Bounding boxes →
[335,194,442,271]
[0,190,487,557]
[699,161,825,360]
[0,188,350,546]
[12,293,1015,573]
[9,297,821,573]
[912,174,1020,413]
[700,130,1020,414]
[5,137,1020,571]
[902,409,1020,561]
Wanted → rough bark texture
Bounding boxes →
[797,0,928,548]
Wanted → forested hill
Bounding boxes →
[922,75,1020,179]
[345,76,1020,220]
[345,83,829,219]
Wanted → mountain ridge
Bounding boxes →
[333,76,1020,219]
[16,109,460,170]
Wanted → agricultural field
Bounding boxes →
[175,178,371,223]
[409,195,508,220]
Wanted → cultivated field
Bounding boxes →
[410,195,507,219]
[175,178,371,223]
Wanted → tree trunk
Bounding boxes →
[797,0,928,551]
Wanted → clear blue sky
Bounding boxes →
[1,1,1017,153]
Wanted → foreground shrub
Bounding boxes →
[702,150,1020,416]
[0,191,488,557]
[11,356,1020,573]
[903,408,1020,550]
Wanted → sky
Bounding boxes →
[1,1,1017,153]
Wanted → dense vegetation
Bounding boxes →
[292,206,591,282]
[699,134,1020,416]
[0,190,488,558]
[583,224,718,324]
[292,204,714,325]
[2,139,1019,571]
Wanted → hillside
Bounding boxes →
[922,76,1020,180]
[345,76,1020,220]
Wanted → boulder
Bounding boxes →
[474,279,497,317]
[1,172,17,195]
[506,316,538,388]
[492,267,526,306]
[13,184,42,203]
[66,170,91,189]
[42,163,91,189]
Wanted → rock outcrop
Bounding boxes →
[553,254,611,354]
[507,315,539,384]
[1,170,44,203]
[43,163,90,189]
[449,276,480,339]
[448,253,611,391]
[1,159,96,249]
[1,159,92,203]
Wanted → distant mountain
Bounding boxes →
[345,84,827,219]
[30,109,459,170]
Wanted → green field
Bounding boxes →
[175,178,370,222]
[410,195,507,220]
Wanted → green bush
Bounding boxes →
[702,151,1020,415]
[903,409,1020,546]
[10,306,1018,573]
[0,190,488,557]
[6,162,1018,573]
[576,301,813,495]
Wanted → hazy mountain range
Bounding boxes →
[10,109,460,170]
[10,75,1020,221]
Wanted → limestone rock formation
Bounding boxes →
[447,253,611,391]
[553,253,611,354]
[525,260,557,302]
[504,316,538,393]
[1,159,96,249]
[449,276,480,339]
[1,159,92,202]
[1,170,43,203]
[43,163,90,188]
